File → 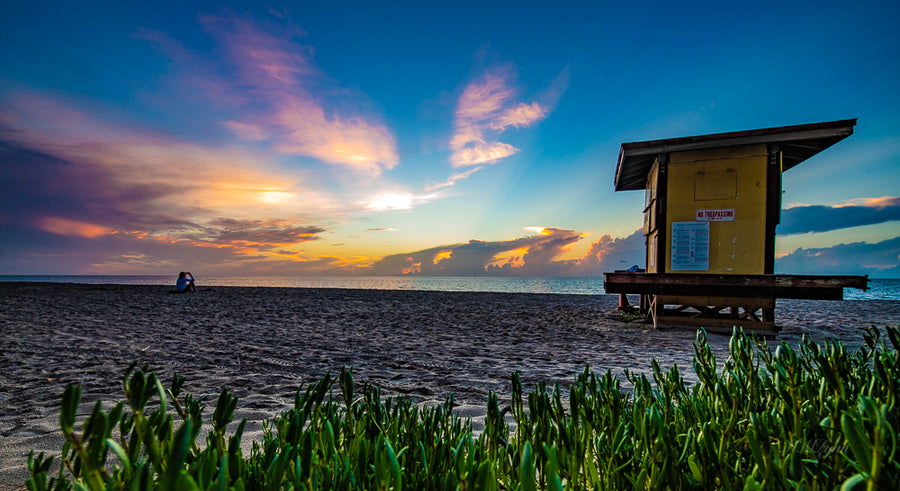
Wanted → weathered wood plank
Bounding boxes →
[603,273,867,300]
[657,295,775,308]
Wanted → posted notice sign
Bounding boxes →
[695,208,735,222]
[671,221,709,271]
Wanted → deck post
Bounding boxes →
[765,144,782,274]
[655,153,668,274]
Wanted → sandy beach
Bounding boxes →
[2,282,898,488]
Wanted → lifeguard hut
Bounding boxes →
[603,119,868,335]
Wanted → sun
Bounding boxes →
[258,190,294,204]
[368,193,412,211]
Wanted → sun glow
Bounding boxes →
[257,190,294,204]
[367,193,413,211]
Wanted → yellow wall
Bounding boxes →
[664,144,768,274]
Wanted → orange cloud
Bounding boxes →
[119,219,324,256]
[401,257,422,275]
[0,90,353,274]
[833,196,900,208]
[2,92,339,220]
[317,255,374,268]
[487,247,529,268]
[523,226,552,235]
[432,250,453,265]
[275,98,398,174]
[39,217,113,238]
[369,227,643,276]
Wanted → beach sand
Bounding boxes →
[2,282,898,488]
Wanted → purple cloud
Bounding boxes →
[776,236,900,277]
[779,197,900,235]
[449,62,568,168]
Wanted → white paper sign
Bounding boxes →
[671,221,709,271]
[695,209,735,221]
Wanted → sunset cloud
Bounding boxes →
[141,14,398,175]
[486,247,529,269]
[0,93,338,272]
[38,217,114,238]
[432,250,453,264]
[833,196,900,208]
[776,236,900,277]
[449,64,565,168]
[274,98,398,174]
[207,218,324,248]
[0,93,338,222]
[367,228,643,276]
[0,12,416,274]
[199,14,399,174]
[779,196,900,235]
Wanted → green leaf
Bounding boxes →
[542,444,564,491]
[688,454,704,483]
[105,438,131,472]
[742,476,763,491]
[173,471,201,491]
[519,442,536,491]
[384,437,402,491]
[60,385,80,434]
[841,413,873,473]
[840,473,865,491]
[164,420,194,488]
[152,373,168,415]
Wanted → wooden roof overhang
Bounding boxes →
[603,272,869,301]
[614,119,857,191]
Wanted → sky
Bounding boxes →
[1,0,898,277]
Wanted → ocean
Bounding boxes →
[1,275,899,300]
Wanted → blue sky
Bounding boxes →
[1,0,898,276]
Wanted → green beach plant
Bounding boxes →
[26,326,899,490]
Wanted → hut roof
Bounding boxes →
[614,119,857,191]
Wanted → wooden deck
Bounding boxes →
[604,273,868,300]
[604,273,868,335]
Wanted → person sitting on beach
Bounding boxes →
[175,272,197,292]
